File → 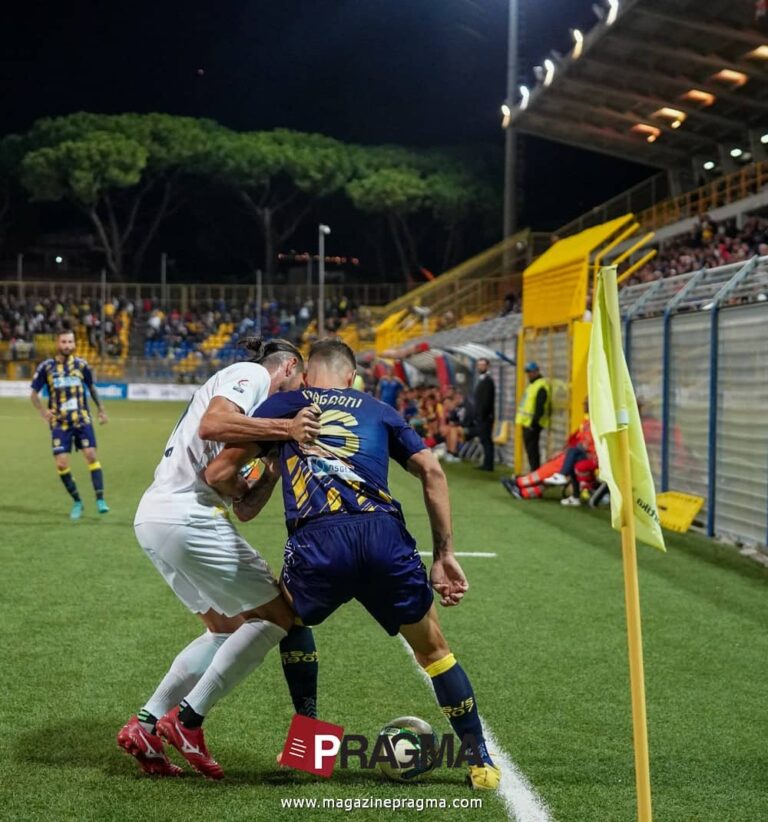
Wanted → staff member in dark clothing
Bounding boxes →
[515,362,550,471]
[472,358,496,472]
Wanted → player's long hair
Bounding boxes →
[240,336,303,369]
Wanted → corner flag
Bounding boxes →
[588,264,663,822]
[588,265,665,551]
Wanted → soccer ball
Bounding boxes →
[377,716,438,782]
[238,457,265,482]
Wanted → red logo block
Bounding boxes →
[280,715,345,777]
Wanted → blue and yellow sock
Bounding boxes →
[58,467,81,502]
[426,653,494,766]
[89,461,104,500]
[280,623,318,718]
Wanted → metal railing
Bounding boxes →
[556,173,669,238]
[557,161,768,239]
[636,162,768,231]
[0,279,407,309]
[372,231,549,353]
[622,255,768,547]
[0,352,247,385]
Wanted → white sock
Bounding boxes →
[184,619,287,717]
[142,631,229,721]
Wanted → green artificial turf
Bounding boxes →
[0,398,766,821]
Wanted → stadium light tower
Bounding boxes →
[502,0,519,239]
[317,224,331,339]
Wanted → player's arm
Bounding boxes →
[232,455,281,522]
[203,442,263,499]
[198,397,319,444]
[29,389,54,423]
[30,365,53,423]
[81,363,107,424]
[205,391,321,488]
[406,449,468,607]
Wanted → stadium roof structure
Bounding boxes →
[508,0,768,173]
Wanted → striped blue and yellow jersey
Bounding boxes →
[251,387,426,529]
[31,355,95,427]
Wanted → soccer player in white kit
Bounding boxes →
[117,338,320,779]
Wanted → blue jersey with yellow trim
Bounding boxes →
[251,387,426,528]
[31,355,94,427]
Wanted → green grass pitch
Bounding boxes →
[1,397,766,821]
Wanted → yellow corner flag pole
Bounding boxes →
[617,428,653,822]
[589,265,662,822]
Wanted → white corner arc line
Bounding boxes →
[397,636,553,822]
[418,551,497,558]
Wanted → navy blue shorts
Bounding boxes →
[51,423,97,455]
[282,512,433,636]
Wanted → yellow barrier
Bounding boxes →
[515,215,655,472]
[656,491,705,533]
[523,215,635,329]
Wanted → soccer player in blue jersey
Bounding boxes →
[30,328,109,519]
[205,338,501,790]
[376,365,404,409]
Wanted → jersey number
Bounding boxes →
[318,410,360,458]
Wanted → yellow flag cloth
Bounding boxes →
[588,266,665,551]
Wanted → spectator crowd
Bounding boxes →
[0,293,128,358]
[627,215,768,286]
[371,369,473,462]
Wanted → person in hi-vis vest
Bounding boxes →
[515,361,550,470]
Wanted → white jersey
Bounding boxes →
[135,361,270,523]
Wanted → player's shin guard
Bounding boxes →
[58,467,81,502]
[88,461,104,500]
[182,619,287,720]
[426,653,494,766]
[279,623,318,718]
[142,631,230,728]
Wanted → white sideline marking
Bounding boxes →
[398,637,553,822]
[418,551,497,558]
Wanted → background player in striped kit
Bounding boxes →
[30,328,109,519]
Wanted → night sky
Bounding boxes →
[2,0,653,238]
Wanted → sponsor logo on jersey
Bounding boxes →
[53,375,82,389]
[232,378,249,394]
[307,456,363,483]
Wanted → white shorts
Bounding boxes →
[134,506,279,618]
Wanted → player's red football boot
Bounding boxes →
[156,706,224,780]
[116,716,183,777]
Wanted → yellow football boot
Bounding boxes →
[467,763,502,790]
